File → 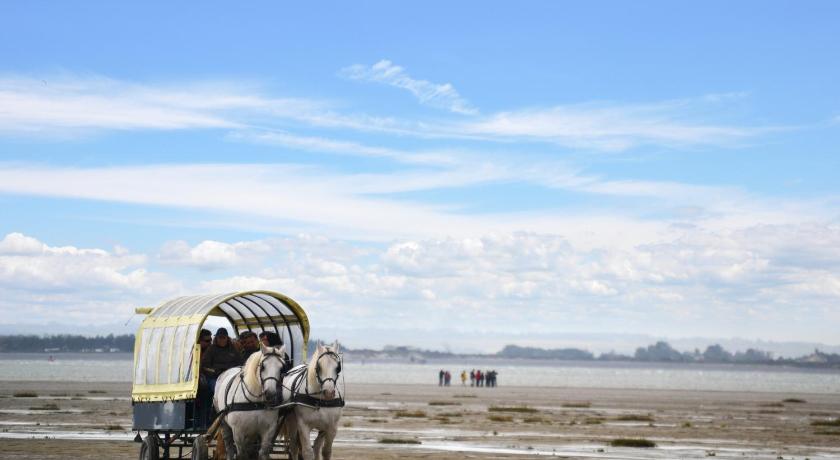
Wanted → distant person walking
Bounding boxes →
[470,369,475,387]
[438,369,445,386]
[444,370,451,386]
[476,369,483,387]
[460,370,467,386]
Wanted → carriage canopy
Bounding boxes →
[131,291,309,402]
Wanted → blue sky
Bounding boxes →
[1,2,839,352]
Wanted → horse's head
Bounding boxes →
[257,343,286,402]
[312,342,342,400]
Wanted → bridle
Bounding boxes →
[241,348,285,400]
[314,350,342,389]
[278,348,346,408]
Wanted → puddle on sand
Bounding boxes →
[34,395,130,401]
[335,438,840,459]
[0,408,89,415]
[0,420,115,427]
[1,426,838,460]
[0,430,135,442]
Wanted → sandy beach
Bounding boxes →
[1,380,839,459]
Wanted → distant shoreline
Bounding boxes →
[2,335,839,370]
[2,351,839,373]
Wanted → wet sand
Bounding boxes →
[1,380,839,459]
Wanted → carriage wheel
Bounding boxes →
[138,433,159,460]
[191,435,208,460]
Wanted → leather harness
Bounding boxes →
[221,350,345,415]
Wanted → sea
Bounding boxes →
[1,353,839,394]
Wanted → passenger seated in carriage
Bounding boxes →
[258,330,280,347]
[201,327,243,395]
[260,330,292,373]
[238,331,260,361]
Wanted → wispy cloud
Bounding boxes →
[459,101,766,151]
[0,75,327,135]
[229,130,459,166]
[0,74,776,153]
[0,161,830,251]
[340,60,478,115]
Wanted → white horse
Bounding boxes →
[282,342,344,460]
[213,344,287,460]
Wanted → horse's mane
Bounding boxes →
[306,348,318,389]
[242,350,263,396]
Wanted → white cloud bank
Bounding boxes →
[0,233,180,326]
[2,224,839,345]
[206,226,840,344]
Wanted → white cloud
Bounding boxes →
[0,232,48,255]
[0,233,181,328]
[229,130,460,166]
[460,101,764,150]
[0,232,173,293]
[0,75,332,136]
[0,76,233,133]
[341,60,478,115]
[2,225,840,345]
[0,163,500,241]
[0,160,833,255]
[183,224,840,345]
[159,239,272,270]
[0,74,773,153]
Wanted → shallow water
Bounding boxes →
[2,353,840,393]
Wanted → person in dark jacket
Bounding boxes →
[201,328,243,395]
[196,329,213,427]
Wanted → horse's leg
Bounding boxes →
[283,412,300,460]
[312,430,325,460]
[319,426,338,460]
[258,419,280,460]
[220,421,237,460]
[232,426,249,460]
[295,414,315,460]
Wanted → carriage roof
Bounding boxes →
[131,290,309,402]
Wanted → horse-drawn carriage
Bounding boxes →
[131,290,315,460]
